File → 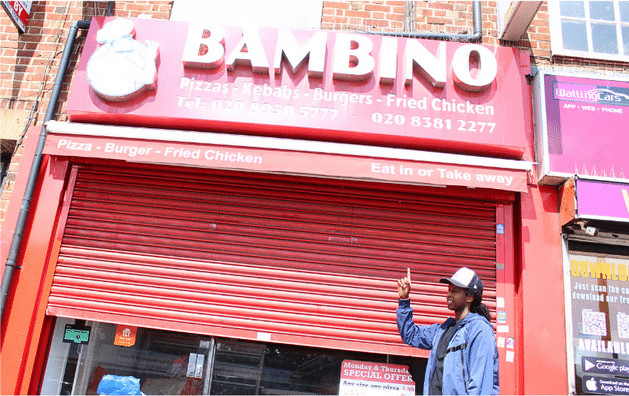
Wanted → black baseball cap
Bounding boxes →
[440,267,483,301]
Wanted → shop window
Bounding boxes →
[40,318,425,395]
[549,1,629,62]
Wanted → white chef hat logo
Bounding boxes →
[86,18,160,102]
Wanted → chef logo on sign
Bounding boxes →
[86,18,159,102]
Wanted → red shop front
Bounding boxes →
[1,17,556,395]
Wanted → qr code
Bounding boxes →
[582,310,607,337]
[618,312,629,339]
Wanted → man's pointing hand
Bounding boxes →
[397,267,411,299]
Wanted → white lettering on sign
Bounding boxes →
[404,40,446,88]
[476,173,513,187]
[164,146,200,158]
[179,77,229,95]
[204,150,263,164]
[225,26,269,74]
[332,33,375,81]
[371,163,396,174]
[104,142,153,157]
[379,36,398,84]
[451,45,497,92]
[182,25,498,92]
[182,24,226,69]
[431,98,494,115]
[579,338,629,356]
[57,139,93,152]
[367,162,517,188]
[274,29,327,78]
[438,168,472,181]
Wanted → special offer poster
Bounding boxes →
[339,360,415,396]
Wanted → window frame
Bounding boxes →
[548,0,629,62]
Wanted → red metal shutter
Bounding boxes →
[47,164,499,357]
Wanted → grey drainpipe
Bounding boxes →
[0,20,91,321]
[379,0,482,42]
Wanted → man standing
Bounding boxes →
[397,267,499,395]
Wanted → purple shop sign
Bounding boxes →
[576,179,629,222]
[533,73,629,184]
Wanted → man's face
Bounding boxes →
[447,284,473,312]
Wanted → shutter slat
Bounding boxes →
[67,199,497,240]
[48,298,403,343]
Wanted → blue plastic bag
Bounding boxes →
[97,374,141,395]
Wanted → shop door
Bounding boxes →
[46,164,504,357]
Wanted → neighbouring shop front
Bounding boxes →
[533,71,629,395]
[4,16,534,395]
[561,178,629,396]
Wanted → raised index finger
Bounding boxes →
[407,267,411,283]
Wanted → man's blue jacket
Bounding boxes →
[397,299,499,395]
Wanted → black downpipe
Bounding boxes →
[0,20,91,321]
[105,1,115,16]
[380,0,482,42]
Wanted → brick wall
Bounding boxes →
[322,2,486,42]
[322,1,407,31]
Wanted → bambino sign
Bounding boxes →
[67,17,530,159]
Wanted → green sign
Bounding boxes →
[63,324,91,344]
